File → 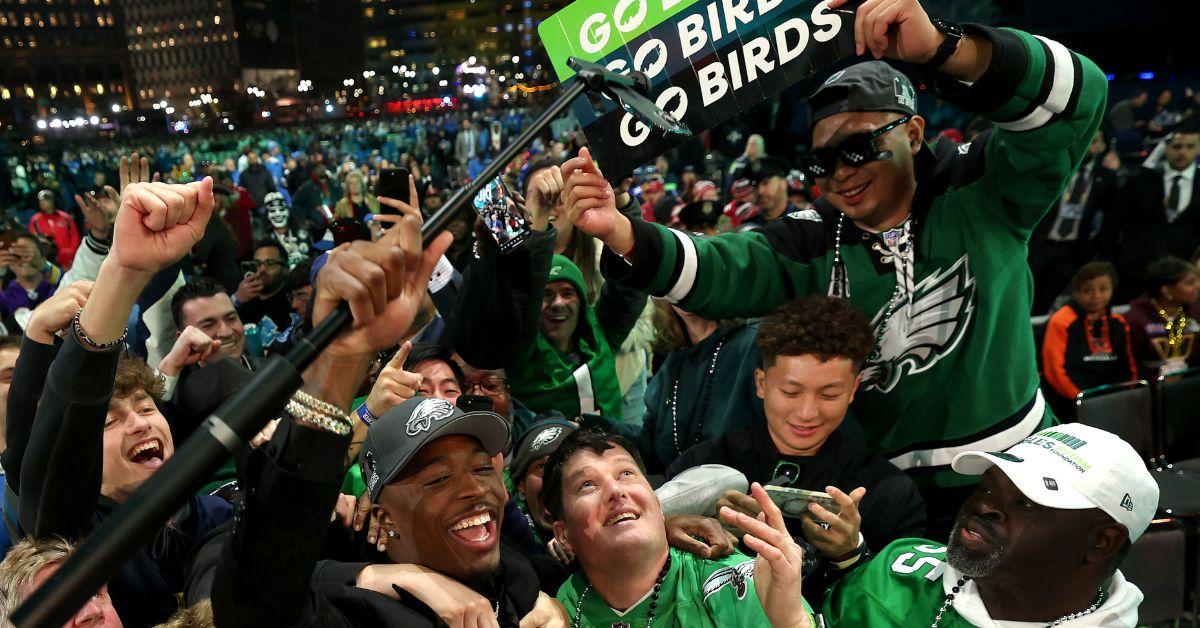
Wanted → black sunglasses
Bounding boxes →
[799,115,913,180]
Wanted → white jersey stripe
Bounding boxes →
[664,229,699,303]
[888,389,1046,469]
[996,37,1076,132]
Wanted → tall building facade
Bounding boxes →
[120,0,241,108]
[0,0,133,126]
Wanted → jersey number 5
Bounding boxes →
[890,545,947,582]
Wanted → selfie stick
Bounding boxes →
[13,57,689,628]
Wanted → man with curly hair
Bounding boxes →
[663,295,926,603]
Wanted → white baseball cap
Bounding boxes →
[951,424,1159,541]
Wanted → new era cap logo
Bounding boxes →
[1043,477,1058,491]
[1121,493,1134,512]
[894,77,916,110]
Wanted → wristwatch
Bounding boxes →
[923,18,964,71]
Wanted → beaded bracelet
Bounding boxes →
[72,308,127,352]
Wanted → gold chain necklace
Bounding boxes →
[1153,300,1187,359]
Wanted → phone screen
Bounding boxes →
[472,176,530,254]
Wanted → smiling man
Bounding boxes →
[506,254,645,421]
[821,423,1156,627]
[544,428,814,628]
[560,0,1109,525]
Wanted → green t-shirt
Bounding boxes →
[557,547,813,627]
[821,538,972,627]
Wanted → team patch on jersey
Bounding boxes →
[861,255,976,393]
[702,560,755,602]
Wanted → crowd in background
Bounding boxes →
[0,8,1191,626]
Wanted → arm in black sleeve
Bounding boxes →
[427,256,462,337]
[18,333,119,539]
[206,226,243,294]
[2,335,61,494]
[210,419,353,628]
[448,227,555,369]
[593,198,650,348]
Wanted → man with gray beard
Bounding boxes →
[820,424,1157,627]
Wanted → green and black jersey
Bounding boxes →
[558,548,814,627]
[601,25,1107,486]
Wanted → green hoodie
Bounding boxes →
[508,255,625,420]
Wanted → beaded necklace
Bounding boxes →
[572,553,671,628]
[931,577,1106,628]
[669,339,725,456]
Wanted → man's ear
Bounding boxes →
[908,115,927,153]
[755,368,766,400]
[553,520,573,554]
[1085,521,1129,567]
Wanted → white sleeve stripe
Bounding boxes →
[996,36,1077,132]
[664,229,699,304]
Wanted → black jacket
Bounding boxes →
[12,333,233,627]
[239,164,277,208]
[211,419,540,628]
[1112,165,1200,284]
[666,423,926,601]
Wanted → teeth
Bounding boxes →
[842,183,867,196]
[450,512,492,531]
[606,512,638,526]
[129,440,160,458]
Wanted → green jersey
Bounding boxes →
[557,548,813,627]
[821,538,1144,626]
[601,26,1107,485]
[821,539,969,627]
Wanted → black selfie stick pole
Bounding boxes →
[13,57,688,628]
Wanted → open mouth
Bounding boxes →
[448,510,496,545]
[958,517,999,549]
[605,510,640,527]
[788,424,819,439]
[126,438,164,467]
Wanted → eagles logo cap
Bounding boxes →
[951,423,1159,542]
[510,417,578,483]
[808,60,918,127]
[359,396,511,502]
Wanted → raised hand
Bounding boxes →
[800,486,867,559]
[119,153,160,191]
[158,325,223,377]
[235,273,264,304]
[525,165,565,231]
[311,193,451,359]
[111,178,216,276]
[559,147,634,254]
[519,592,569,628]
[364,341,424,417]
[26,281,93,345]
[828,0,942,62]
[75,186,121,240]
[720,483,810,628]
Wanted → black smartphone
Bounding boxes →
[456,395,494,414]
[375,167,413,212]
[329,217,371,247]
[239,260,259,278]
[472,175,530,254]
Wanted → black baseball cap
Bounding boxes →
[808,61,918,127]
[510,417,577,483]
[359,396,511,502]
[677,200,722,230]
[745,156,791,184]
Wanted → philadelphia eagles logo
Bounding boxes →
[702,560,755,601]
[861,255,976,393]
[406,398,456,436]
[530,426,563,451]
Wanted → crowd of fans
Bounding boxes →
[0,1,1191,626]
